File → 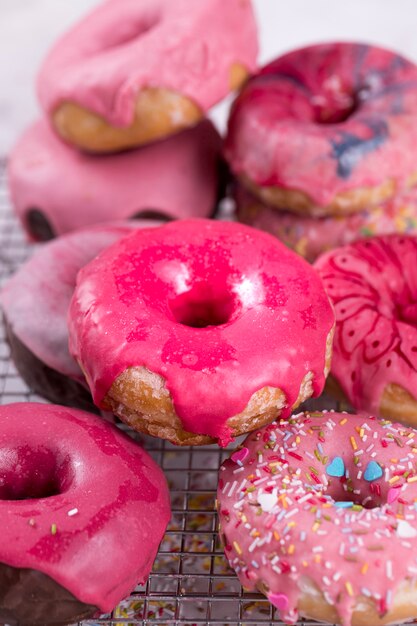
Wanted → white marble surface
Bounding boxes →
[1,0,417,154]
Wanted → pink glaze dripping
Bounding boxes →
[0,403,170,612]
[8,119,221,239]
[315,234,417,415]
[218,411,417,626]
[68,220,334,445]
[37,0,258,126]
[225,42,417,208]
[235,182,417,262]
[0,222,159,381]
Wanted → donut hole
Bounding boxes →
[327,478,384,510]
[312,91,358,125]
[170,284,236,328]
[25,209,55,241]
[0,446,73,500]
[131,209,173,222]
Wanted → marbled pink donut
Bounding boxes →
[225,43,417,215]
[68,219,334,445]
[8,119,222,241]
[0,402,170,625]
[0,221,159,407]
[218,411,417,626]
[235,182,417,262]
[315,235,417,422]
[37,0,258,129]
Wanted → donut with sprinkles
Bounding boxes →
[218,411,417,626]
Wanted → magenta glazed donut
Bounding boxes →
[218,411,417,626]
[0,402,170,625]
[37,0,258,152]
[225,42,417,216]
[235,181,417,262]
[315,234,417,427]
[68,219,334,446]
[8,119,222,241]
[0,222,159,408]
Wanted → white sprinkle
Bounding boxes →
[386,560,393,580]
[67,508,78,517]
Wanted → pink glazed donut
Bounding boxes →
[218,411,417,626]
[225,42,417,217]
[68,219,335,446]
[315,235,417,427]
[0,402,170,626]
[8,119,222,241]
[0,222,159,408]
[38,0,258,152]
[235,182,417,262]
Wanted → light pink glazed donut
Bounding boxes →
[0,221,159,408]
[0,402,170,625]
[68,219,334,446]
[8,119,222,241]
[37,0,258,152]
[315,235,417,427]
[218,411,417,626]
[235,182,417,262]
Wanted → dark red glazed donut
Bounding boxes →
[68,219,334,446]
[225,42,417,216]
[0,402,170,625]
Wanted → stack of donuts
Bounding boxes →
[8,0,259,240]
[225,42,417,262]
[4,2,417,626]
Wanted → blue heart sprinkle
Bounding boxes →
[334,501,354,508]
[326,456,345,477]
[364,460,383,482]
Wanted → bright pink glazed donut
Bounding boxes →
[235,182,417,262]
[315,235,417,427]
[68,219,334,446]
[8,119,222,241]
[225,42,417,216]
[0,221,159,408]
[38,0,258,152]
[218,411,417,626]
[0,402,170,625]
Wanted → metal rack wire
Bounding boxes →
[0,159,343,626]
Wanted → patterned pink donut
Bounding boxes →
[315,235,417,424]
[225,42,417,215]
[8,119,222,241]
[235,182,417,262]
[218,411,417,626]
[37,0,258,150]
[0,402,170,625]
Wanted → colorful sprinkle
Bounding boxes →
[268,592,289,612]
[364,461,383,482]
[231,447,249,464]
[326,456,345,478]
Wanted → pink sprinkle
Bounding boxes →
[387,487,401,504]
[268,592,289,612]
[231,447,249,464]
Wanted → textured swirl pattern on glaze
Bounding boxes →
[225,43,417,214]
[218,411,417,626]
[68,220,334,445]
[315,235,417,416]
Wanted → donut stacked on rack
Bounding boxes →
[8,0,259,240]
[225,42,417,262]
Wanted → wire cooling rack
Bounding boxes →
[0,158,344,626]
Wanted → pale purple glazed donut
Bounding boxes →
[0,402,170,625]
[8,119,222,241]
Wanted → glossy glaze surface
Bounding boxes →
[8,120,221,239]
[219,411,417,625]
[0,403,170,612]
[226,43,417,207]
[69,220,334,445]
[315,235,417,414]
[38,0,258,124]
